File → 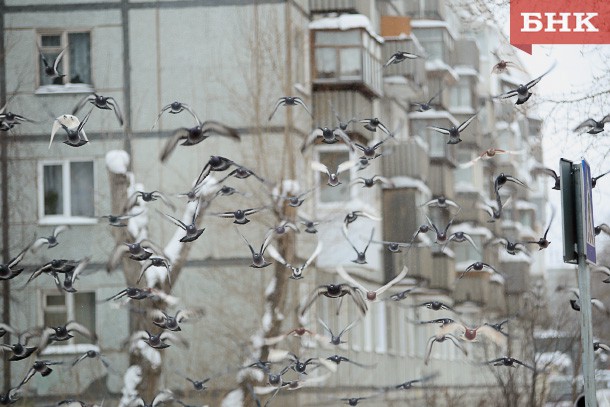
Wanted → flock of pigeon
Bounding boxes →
[0,37,609,407]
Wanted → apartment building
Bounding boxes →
[0,0,548,405]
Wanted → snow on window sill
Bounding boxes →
[39,216,98,226]
[41,343,99,356]
[35,84,94,95]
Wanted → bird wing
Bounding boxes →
[310,161,330,176]
[266,245,288,266]
[52,48,67,72]
[446,334,468,355]
[160,332,188,348]
[492,88,518,99]
[106,97,124,126]
[457,113,478,132]
[334,128,354,151]
[301,128,322,153]
[526,62,556,90]
[140,239,165,256]
[236,228,256,256]
[336,160,358,175]
[376,265,409,295]
[71,94,94,115]
[175,308,204,323]
[427,126,450,135]
[151,104,172,130]
[267,98,285,121]
[201,120,240,140]
[53,225,69,238]
[71,352,90,367]
[530,166,559,182]
[383,54,397,67]
[160,128,188,162]
[31,237,50,252]
[8,244,30,268]
[593,266,610,277]
[293,97,313,117]
[593,169,610,183]
[336,265,368,293]
[160,211,187,231]
[19,367,37,387]
[317,318,334,337]
[66,321,96,341]
[152,191,176,211]
[107,244,129,273]
[476,325,508,347]
[303,241,323,269]
[300,286,327,316]
[181,105,201,126]
[77,109,93,141]
[424,336,437,365]
[71,257,90,282]
[573,118,598,133]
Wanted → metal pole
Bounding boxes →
[574,165,597,407]
[0,0,12,391]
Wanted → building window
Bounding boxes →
[450,77,473,109]
[41,291,96,347]
[39,160,95,223]
[315,146,353,204]
[38,31,91,88]
[413,27,454,64]
[312,29,382,96]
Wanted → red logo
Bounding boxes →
[510,0,610,54]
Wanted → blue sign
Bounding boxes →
[581,159,596,264]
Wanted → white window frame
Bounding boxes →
[39,290,99,355]
[37,159,98,225]
[313,144,356,208]
[36,30,94,95]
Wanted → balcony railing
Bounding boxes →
[403,0,446,20]
[430,253,454,291]
[310,0,359,14]
[382,37,426,96]
[381,138,429,181]
[311,24,383,98]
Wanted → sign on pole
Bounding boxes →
[580,159,596,265]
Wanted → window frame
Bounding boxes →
[36,30,94,94]
[312,28,383,96]
[37,159,98,225]
[39,290,99,355]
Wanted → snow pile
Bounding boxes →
[118,365,142,407]
[105,150,130,174]
[536,351,572,371]
[221,389,244,407]
[309,14,384,43]
[130,339,161,369]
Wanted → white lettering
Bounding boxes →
[573,12,599,32]
[521,13,543,32]
[543,12,572,32]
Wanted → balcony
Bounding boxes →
[409,111,458,164]
[500,254,531,295]
[454,270,490,306]
[487,274,507,312]
[430,252,454,291]
[311,16,383,98]
[382,36,426,100]
[381,138,429,181]
[428,161,455,198]
[312,89,374,139]
[454,39,480,73]
[404,0,446,20]
[310,0,361,15]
